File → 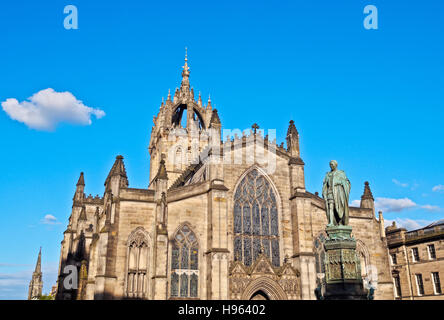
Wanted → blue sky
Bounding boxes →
[0,0,443,299]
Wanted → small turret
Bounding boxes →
[286,120,300,158]
[286,120,305,193]
[74,172,85,202]
[209,109,221,127]
[105,155,129,195]
[154,156,169,226]
[360,181,375,213]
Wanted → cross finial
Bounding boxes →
[185,47,188,62]
[252,123,259,134]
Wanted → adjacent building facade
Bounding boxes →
[55,55,394,300]
[386,220,444,300]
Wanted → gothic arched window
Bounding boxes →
[126,228,149,299]
[233,168,280,267]
[171,224,199,298]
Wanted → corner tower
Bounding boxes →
[148,49,220,188]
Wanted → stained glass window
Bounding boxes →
[190,274,198,297]
[180,274,188,297]
[171,224,199,298]
[171,272,179,297]
[233,168,281,267]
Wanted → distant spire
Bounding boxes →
[28,247,43,300]
[34,247,42,274]
[361,181,374,201]
[76,172,85,186]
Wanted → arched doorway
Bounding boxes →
[250,290,269,300]
[240,277,288,300]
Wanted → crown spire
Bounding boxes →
[180,47,191,94]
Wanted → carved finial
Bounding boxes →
[207,94,212,109]
[182,47,190,75]
[361,181,374,201]
[197,91,202,106]
[167,89,171,101]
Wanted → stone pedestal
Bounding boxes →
[321,226,369,300]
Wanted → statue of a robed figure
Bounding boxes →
[322,160,351,226]
[315,160,371,300]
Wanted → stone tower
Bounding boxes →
[148,49,221,188]
[28,247,43,300]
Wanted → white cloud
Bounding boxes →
[375,197,416,213]
[40,214,60,225]
[432,185,444,192]
[350,200,361,207]
[392,179,408,188]
[420,204,441,212]
[374,197,441,213]
[1,88,105,131]
[384,218,434,231]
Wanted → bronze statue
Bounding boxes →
[322,160,351,226]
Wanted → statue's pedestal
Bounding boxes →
[322,226,369,300]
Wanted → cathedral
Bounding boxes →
[55,53,394,300]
